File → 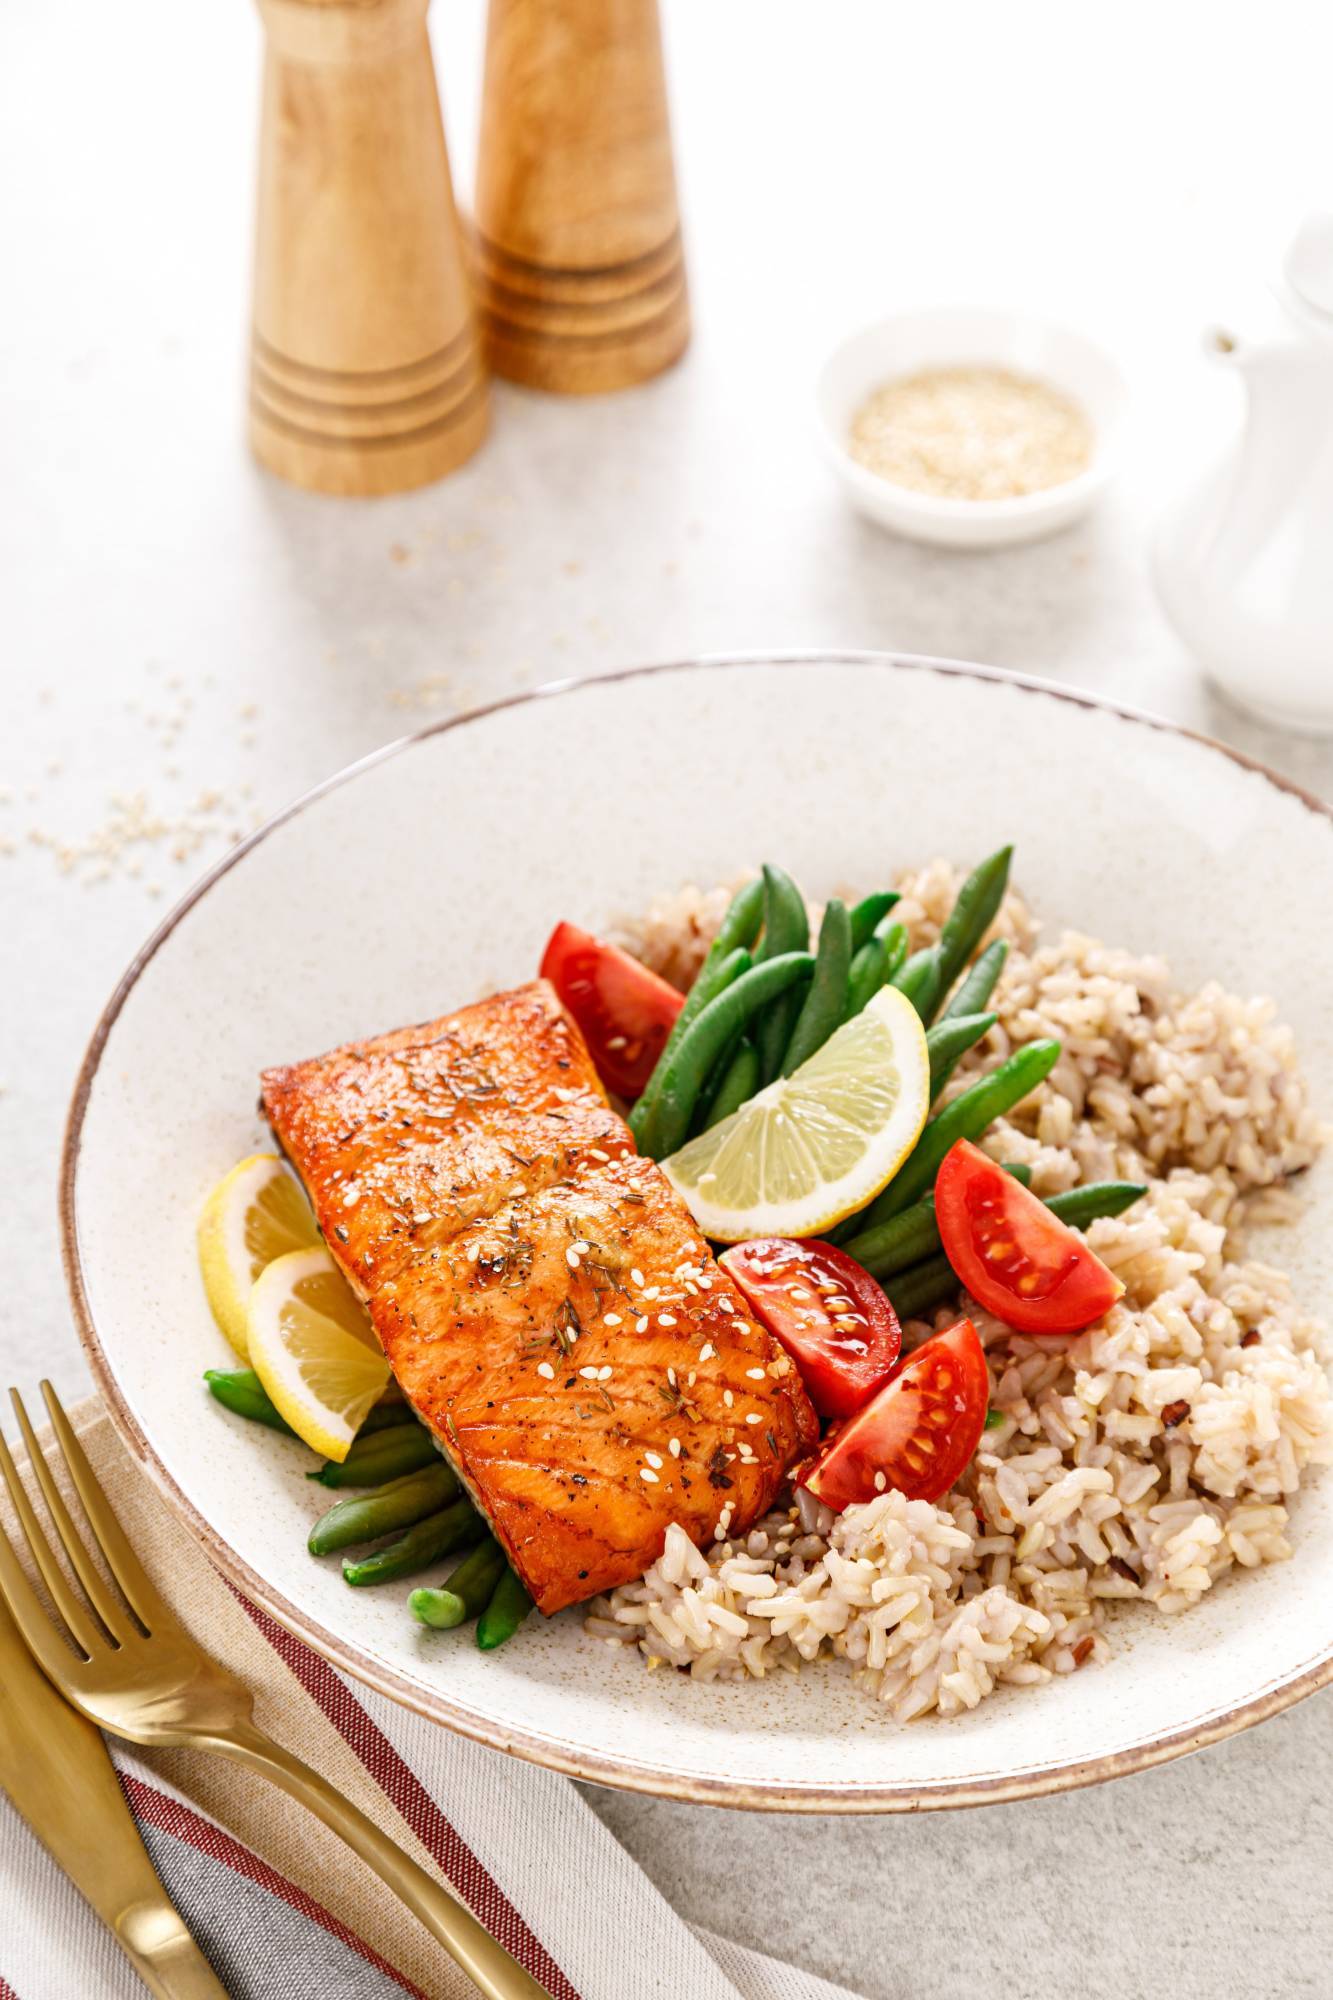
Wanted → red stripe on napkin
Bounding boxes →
[0,1974,22,1999]
[120,1774,428,1999]
[233,1592,580,2000]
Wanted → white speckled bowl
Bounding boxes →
[62,655,1333,1811]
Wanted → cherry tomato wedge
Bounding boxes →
[719,1238,901,1420]
[540,922,684,1099]
[935,1139,1124,1335]
[802,1316,989,1510]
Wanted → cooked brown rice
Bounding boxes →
[589,863,1333,1719]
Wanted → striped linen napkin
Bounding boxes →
[0,1404,858,2000]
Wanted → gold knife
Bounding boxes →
[0,1594,227,1998]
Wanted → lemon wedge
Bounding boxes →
[661,986,930,1242]
[197,1153,320,1360]
[245,1247,390,1460]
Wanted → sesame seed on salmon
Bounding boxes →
[261,979,817,1614]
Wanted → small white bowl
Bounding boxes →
[816,306,1128,549]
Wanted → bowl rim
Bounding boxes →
[60,650,1333,1814]
[814,306,1128,521]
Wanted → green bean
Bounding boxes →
[637,952,814,1158]
[843,1202,937,1280]
[934,845,1013,994]
[892,947,943,1022]
[309,1423,440,1489]
[883,1253,957,1319]
[628,879,764,1135]
[409,1587,462,1630]
[753,865,811,1083]
[476,1564,535,1650]
[688,1036,734,1133]
[673,947,750,1078]
[754,863,809,960]
[358,1399,416,1435]
[204,1369,296,1435]
[688,1022,743,1134]
[845,919,908,1020]
[888,847,1011,1031]
[843,1164,1033,1277]
[206,1372,417,1446]
[713,876,767,958]
[879,920,909,985]
[782,899,851,1074]
[630,946,751,1142]
[847,936,888,1017]
[1045,1181,1147,1227]
[703,1037,761,1129]
[436,1537,508,1622]
[882,1177,1147,1319]
[861,1038,1062,1226]
[409,1540,508,1630]
[983,1408,1006,1431]
[308,1461,461,1556]
[342,1498,483,1587]
[925,1010,997,1097]
[848,891,900,952]
[942,937,1009,1022]
[655,882,764,1088]
[682,947,751,1034]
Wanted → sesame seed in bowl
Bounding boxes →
[816,306,1127,549]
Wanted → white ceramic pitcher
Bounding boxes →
[1154,213,1333,734]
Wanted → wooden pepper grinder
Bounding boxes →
[249,0,489,496]
[473,0,690,394]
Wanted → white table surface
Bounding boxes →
[4,1,1332,1993]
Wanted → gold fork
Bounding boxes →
[0,1384,551,2000]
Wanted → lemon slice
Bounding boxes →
[661,986,930,1242]
[197,1153,320,1360]
[245,1247,390,1459]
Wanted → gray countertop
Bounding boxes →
[4,1,1331,1992]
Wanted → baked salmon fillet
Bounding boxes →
[261,980,818,1614]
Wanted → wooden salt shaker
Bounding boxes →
[473,0,690,394]
[249,0,488,496]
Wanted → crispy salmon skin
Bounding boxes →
[262,980,817,1614]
